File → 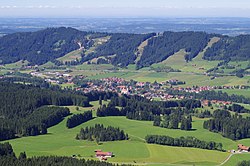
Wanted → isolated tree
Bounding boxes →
[99,96,102,105]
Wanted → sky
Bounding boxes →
[0,0,250,18]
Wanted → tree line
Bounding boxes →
[76,124,128,142]
[203,110,250,140]
[154,114,192,131]
[228,104,250,113]
[145,135,224,152]
[66,111,93,128]
[165,88,250,104]
[96,95,201,122]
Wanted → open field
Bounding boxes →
[216,89,250,98]
[152,37,221,74]
[224,154,250,166]
[57,50,82,63]
[3,60,29,69]
[3,101,250,166]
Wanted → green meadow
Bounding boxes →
[217,89,250,98]
[3,101,250,166]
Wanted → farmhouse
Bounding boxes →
[95,150,113,158]
[238,144,250,152]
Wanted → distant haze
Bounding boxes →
[1,0,250,18]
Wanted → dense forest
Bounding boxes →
[96,95,201,121]
[82,33,155,67]
[204,35,250,61]
[137,31,213,68]
[76,124,128,142]
[0,142,132,166]
[0,82,89,140]
[0,27,94,65]
[145,135,224,151]
[203,110,250,140]
[66,111,93,128]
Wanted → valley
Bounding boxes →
[0,28,250,166]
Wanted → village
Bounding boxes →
[2,68,249,107]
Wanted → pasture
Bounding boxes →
[4,101,250,166]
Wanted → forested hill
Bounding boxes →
[137,31,214,68]
[204,34,250,61]
[0,27,92,65]
[1,27,250,68]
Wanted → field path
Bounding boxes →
[129,133,146,142]
[218,153,233,166]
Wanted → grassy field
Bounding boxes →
[3,101,250,166]
[224,154,250,166]
[57,50,82,63]
[216,89,250,98]
[3,60,29,69]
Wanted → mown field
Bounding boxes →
[3,101,250,166]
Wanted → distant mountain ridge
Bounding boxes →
[0,27,249,68]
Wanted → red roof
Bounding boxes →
[238,144,250,151]
[96,152,113,156]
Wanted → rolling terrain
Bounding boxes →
[1,28,250,166]
[4,101,250,166]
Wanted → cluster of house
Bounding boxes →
[95,150,113,161]
[75,77,189,101]
[30,71,73,84]
[202,100,232,106]
[73,77,243,105]
[172,85,249,94]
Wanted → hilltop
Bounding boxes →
[1,27,250,69]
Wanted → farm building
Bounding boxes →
[95,150,113,158]
[238,144,250,152]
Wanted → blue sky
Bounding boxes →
[1,0,250,17]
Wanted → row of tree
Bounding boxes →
[66,111,93,128]
[76,124,128,142]
[165,88,250,104]
[145,135,224,151]
[203,110,250,140]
